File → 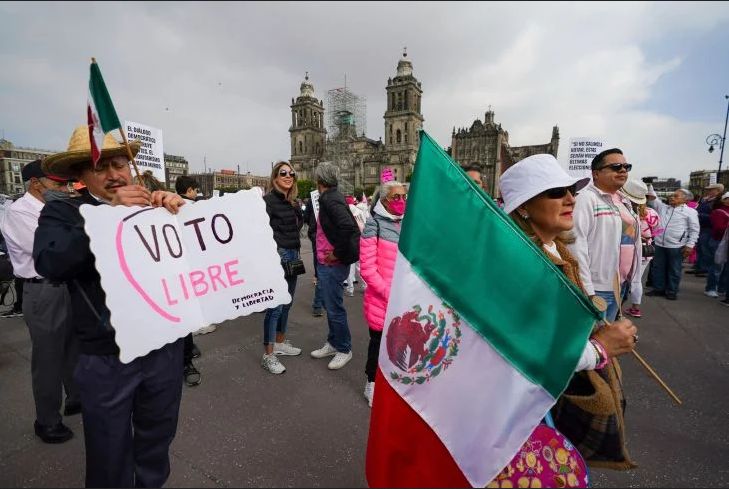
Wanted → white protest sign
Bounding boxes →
[125,121,166,184]
[567,137,608,180]
[80,189,291,363]
[710,172,717,186]
[310,189,320,220]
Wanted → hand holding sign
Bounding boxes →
[81,189,290,363]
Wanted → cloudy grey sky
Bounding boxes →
[2,1,729,184]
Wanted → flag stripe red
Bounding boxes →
[366,368,470,488]
[87,104,100,165]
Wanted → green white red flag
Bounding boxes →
[87,60,122,166]
[365,131,601,487]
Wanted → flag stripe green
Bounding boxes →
[399,131,600,398]
[89,62,122,133]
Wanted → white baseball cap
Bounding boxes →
[722,192,729,200]
[499,154,591,215]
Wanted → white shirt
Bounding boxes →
[648,199,700,249]
[0,192,44,279]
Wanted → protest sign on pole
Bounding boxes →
[125,121,166,184]
[80,189,291,363]
[566,137,608,181]
[310,189,320,220]
[710,172,718,186]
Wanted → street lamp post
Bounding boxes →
[706,95,729,174]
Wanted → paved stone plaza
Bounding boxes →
[1,240,728,487]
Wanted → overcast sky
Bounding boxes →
[2,1,729,184]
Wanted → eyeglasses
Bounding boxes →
[388,193,407,201]
[278,170,296,178]
[599,163,632,173]
[542,184,578,199]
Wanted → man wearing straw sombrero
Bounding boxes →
[33,125,186,488]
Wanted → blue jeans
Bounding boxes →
[695,229,713,273]
[318,262,351,353]
[310,240,324,312]
[594,284,628,323]
[705,239,728,293]
[652,246,684,295]
[263,248,299,346]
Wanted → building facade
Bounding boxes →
[164,154,189,191]
[290,51,423,193]
[450,110,559,196]
[187,170,270,198]
[0,139,57,196]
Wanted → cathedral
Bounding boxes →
[289,51,558,197]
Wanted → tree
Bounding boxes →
[297,179,316,197]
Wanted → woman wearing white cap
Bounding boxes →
[499,154,638,469]
[620,179,663,318]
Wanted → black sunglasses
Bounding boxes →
[599,163,632,172]
[278,169,296,177]
[542,184,578,199]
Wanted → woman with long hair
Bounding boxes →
[500,154,639,471]
[260,161,303,374]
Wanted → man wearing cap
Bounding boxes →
[568,148,642,322]
[646,188,700,300]
[692,183,725,277]
[0,159,80,443]
[33,126,185,487]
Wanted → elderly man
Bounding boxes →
[692,183,725,276]
[33,126,185,487]
[0,160,79,443]
[568,148,642,322]
[646,188,700,300]
[309,162,360,370]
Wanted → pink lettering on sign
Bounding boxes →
[159,260,245,304]
[225,259,245,286]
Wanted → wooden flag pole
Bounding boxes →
[118,127,144,185]
[591,295,682,406]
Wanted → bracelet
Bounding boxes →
[589,338,609,370]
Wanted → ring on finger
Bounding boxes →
[633,334,639,344]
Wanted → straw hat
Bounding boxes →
[43,125,141,178]
[620,179,648,205]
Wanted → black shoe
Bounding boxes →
[0,309,23,318]
[191,343,201,359]
[63,401,82,416]
[184,362,201,387]
[686,269,698,275]
[665,293,678,300]
[721,299,729,307]
[646,289,665,297]
[34,421,73,444]
[312,309,324,317]
[695,273,708,278]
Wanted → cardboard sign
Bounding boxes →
[310,189,320,220]
[125,121,166,184]
[566,137,608,180]
[80,189,291,363]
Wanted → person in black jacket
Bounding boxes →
[34,126,186,488]
[309,162,360,370]
[260,162,304,374]
[303,197,325,316]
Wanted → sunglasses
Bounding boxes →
[542,184,578,199]
[388,193,407,201]
[599,163,632,172]
[278,170,296,178]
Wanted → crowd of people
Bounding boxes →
[0,123,727,487]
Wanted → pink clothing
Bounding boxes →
[710,207,729,241]
[612,193,638,283]
[641,207,662,242]
[316,218,338,265]
[360,205,401,331]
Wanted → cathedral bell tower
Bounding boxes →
[290,73,326,181]
[384,49,424,181]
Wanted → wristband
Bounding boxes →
[589,338,609,370]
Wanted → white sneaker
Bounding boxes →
[704,290,719,298]
[273,340,302,356]
[194,324,217,336]
[328,351,353,370]
[261,353,286,374]
[364,381,375,407]
[310,342,337,359]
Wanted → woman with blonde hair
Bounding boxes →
[260,161,303,374]
[499,154,639,470]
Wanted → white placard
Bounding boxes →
[80,189,291,363]
[125,121,166,184]
[567,137,608,180]
[310,189,320,220]
[710,172,718,186]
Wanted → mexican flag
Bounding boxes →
[87,59,122,166]
[366,131,601,487]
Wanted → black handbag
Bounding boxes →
[642,243,655,258]
[282,259,306,278]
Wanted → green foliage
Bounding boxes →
[216,186,248,194]
[297,179,317,198]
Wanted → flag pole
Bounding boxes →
[118,127,143,184]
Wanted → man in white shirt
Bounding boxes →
[0,160,79,443]
[646,188,700,300]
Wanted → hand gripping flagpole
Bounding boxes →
[591,295,683,405]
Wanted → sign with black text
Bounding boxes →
[125,121,166,184]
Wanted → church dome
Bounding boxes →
[300,72,315,98]
[396,49,413,77]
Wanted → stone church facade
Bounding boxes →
[289,52,558,197]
